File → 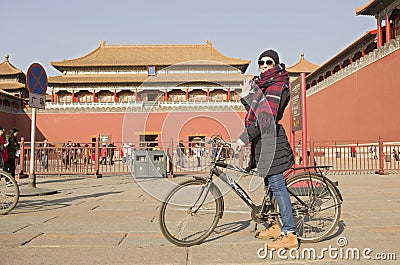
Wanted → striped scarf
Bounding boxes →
[245,63,289,128]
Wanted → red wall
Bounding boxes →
[282,50,400,142]
[14,110,246,144]
[0,112,17,132]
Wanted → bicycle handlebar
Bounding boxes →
[215,161,228,168]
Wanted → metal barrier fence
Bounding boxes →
[16,137,400,177]
[309,139,400,173]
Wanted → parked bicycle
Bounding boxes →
[159,135,343,247]
[0,170,20,215]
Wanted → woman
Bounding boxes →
[236,49,297,250]
[5,128,19,179]
[0,127,8,170]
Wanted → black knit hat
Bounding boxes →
[258,49,280,65]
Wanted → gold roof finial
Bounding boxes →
[301,52,305,60]
[5,54,9,62]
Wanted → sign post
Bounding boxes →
[26,63,47,188]
[291,73,308,167]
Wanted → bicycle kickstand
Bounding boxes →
[251,223,258,233]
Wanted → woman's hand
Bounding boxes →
[240,77,252,98]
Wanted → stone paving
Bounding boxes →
[0,171,399,264]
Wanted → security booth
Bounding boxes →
[133,150,167,178]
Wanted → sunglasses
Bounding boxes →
[258,59,274,66]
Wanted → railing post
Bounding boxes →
[17,137,28,179]
[376,136,388,175]
[310,138,315,166]
[168,138,174,178]
[93,136,102,178]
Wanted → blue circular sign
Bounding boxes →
[27,63,48,95]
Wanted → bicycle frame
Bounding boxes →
[203,137,342,219]
[210,165,259,212]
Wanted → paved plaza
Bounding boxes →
[1,171,399,264]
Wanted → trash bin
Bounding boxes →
[149,150,167,178]
[133,150,167,178]
[133,151,149,178]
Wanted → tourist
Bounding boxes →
[0,127,8,170]
[5,128,19,179]
[235,49,297,249]
[176,140,186,168]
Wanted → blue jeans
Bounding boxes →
[264,173,296,234]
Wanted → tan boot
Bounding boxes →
[255,223,281,240]
[267,233,298,250]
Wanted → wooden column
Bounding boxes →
[185,88,189,101]
[386,14,391,42]
[113,89,118,102]
[300,73,308,167]
[377,19,383,47]
[92,90,97,102]
[227,88,231,101]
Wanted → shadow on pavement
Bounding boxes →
[203,219,251,244]
[35,177,87,185]
[324,220,346,241]
[12,191,122,214]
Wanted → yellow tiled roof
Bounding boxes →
[0,55,24,75]
[0,88,23,99]
[51,41,250,70]
[355,0,376,16]
[287,53,319,74]
[0,81,25,90]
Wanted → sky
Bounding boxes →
[0,0,376,77]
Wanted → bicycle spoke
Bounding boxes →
[275,173,341,242]
[159,179,222,246]
[0,171,20,215]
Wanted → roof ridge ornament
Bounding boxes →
[206,40,213,46]
[100,40,106,47]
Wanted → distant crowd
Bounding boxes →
[0,127,20,182]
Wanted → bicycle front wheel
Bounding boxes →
[159,178,223,247]
[0,170,20,215]
[274,172,341,242]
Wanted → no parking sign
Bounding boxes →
[27,63,47,109]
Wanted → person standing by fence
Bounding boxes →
[100,143,107,165]
[0,127,8,170]
[176,140,186,168]
[41,139,49,170]
[5,128,19,180]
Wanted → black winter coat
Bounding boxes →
[239,86,294,177]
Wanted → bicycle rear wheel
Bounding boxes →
[159,178,223,247]
[274,172,341,242]
[0,170,20,215]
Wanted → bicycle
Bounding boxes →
[159,136,343,247]
[0,170,20,215]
